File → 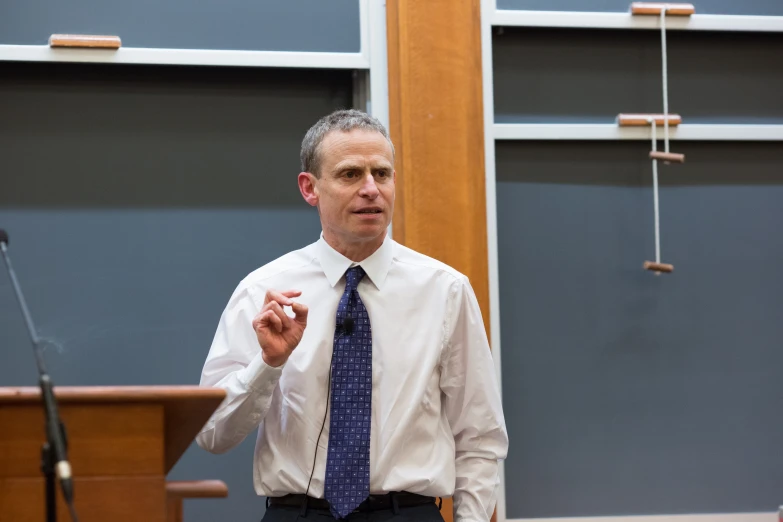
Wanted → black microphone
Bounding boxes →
[0,229,78,522]
[342,316,355,335]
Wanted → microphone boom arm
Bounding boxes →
[0,233,77,522]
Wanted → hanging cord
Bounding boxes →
[660,8,670,153]
[640,5,678,275]
[650,119,661,270]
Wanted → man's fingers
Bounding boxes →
[259,289,305,334]
[291,302,309,327]
[258,309,283,333]
[265,289,301,307]
[266,301,292,330]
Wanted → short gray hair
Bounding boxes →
[300,109,395,177]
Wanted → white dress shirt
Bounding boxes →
[196,234,508,522]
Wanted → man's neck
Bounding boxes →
[323,232,385,262]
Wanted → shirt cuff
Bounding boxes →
[238,351,285,395]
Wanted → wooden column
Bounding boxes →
[386,1,491,522]
[386,0,489,329]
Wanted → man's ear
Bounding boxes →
[298,172,319,207]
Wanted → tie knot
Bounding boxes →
[345,266,365,290]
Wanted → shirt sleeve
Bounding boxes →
[440,276,509,522]
[195,279,284,454]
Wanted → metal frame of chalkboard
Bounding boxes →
[0,45,370,69]
[494,124,783,141]
[365,0,389,133]
[481,0,782,521]
[493,9,783,32]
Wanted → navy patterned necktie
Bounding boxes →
[325,266,372,519]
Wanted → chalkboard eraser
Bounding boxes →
[617,114,682,126]
[49,34,122,49]
[644,261,674,273]
[631,3,695,16]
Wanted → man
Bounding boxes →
[197,109,508,522]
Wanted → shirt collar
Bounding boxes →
[316,232,393,291]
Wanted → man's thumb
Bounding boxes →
[292,302,308,326]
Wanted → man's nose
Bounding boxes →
[358,172,379,198]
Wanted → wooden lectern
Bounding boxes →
[0,386,227,522]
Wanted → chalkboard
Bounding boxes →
[0,61,353,522]
[495,140,783,518]
[493,28,783,124]
[0,0,360,52]
[498,0,783,16]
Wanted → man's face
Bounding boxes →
[299,129,395,248]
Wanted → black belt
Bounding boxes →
[268,492,438,513]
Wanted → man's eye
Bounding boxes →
[376,170,387,177]
[345,171,356,178]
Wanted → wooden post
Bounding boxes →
[386,0,489,332]
[387,1,492,521]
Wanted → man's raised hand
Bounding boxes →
[252,289,308,367]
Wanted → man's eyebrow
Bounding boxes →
[333,162,363,172]
[333,161,392,172]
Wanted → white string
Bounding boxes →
[661,8,670,153]
[651,119,661,266]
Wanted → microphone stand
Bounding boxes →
[0,235,77,522]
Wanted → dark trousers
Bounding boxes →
[261,502,446,522]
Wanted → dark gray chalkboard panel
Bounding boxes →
[495,140,783,519]
[494,28,783,124]
[1,0,360,52]
[0,61,352,522]
[498,0,783,16]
